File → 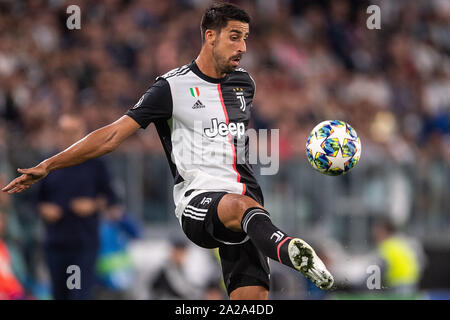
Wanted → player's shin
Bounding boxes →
[240,207,295,269]
[241,207,335,290]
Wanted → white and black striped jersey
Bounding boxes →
[126,61,263,221]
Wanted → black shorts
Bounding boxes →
[181,191,270,295]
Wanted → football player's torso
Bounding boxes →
[169,71,253,136]
[162,64,263,205]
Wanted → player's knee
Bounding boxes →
[218,194,263,231]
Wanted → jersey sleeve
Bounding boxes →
[248,73,256,98]
[125,77,173,129]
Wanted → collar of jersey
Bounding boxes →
[189,60,229,84]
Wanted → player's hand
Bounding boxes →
[70,197,98,217]
[38,202,63,223]
[1,165,49,194]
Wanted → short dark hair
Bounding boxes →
[200,2,250,42]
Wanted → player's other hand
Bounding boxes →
[38,202,63,223]
[70,197,98,217]
[1,165,49,194]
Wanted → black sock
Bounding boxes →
[241,207,295,269]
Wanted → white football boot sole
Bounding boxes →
[288,238,334,290]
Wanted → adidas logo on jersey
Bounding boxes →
[204,118,245,139]
[192,100,205,109]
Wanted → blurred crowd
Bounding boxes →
[0,0,449,299]
[0,0,449,160]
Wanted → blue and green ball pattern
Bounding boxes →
[306,120,361,175]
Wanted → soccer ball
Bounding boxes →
[306,120,361,176]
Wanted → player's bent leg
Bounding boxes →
[179,191,271,299]
[217,193,334,290]
[229,286,268,300]
[217,193,263,231]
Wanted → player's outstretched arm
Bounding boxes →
[2,115,140,194]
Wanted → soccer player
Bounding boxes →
[2,3,333,299]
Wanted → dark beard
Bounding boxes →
[212,50,236,75]
[221,64,236,74]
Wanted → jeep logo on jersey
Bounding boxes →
[204,118,245,139]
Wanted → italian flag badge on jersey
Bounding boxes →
[190,87,200,98]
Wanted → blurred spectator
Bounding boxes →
[372,217,425,294]
[36,114,118,300]
[0,211,25,300]
[95,208,141,299]
[0,174,28,299]
[150,237,203,300]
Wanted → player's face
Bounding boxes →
[212,20,249,74]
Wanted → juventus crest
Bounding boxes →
[233,88,246,112]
